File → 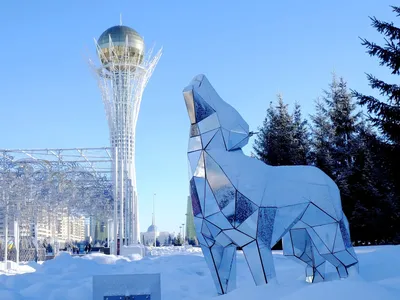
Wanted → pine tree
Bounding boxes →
[253,101,278,165]
[353,6,400,145]
[311,75,361,218]
[274,95,296,165]
[175,233,183,246]
[310,99,334,178]
[168,234,172,245]
[349,121,399,244]
[328,76,361,206]
[254,95,304,166]
[292,102,311,165]
[328,77,360,173]
[254,95,312,166]
[352,6,400,242]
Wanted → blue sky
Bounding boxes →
[0,0,397,234]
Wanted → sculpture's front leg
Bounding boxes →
[242,241,276,285]
[200,243,237,295]
[193,216,236,295]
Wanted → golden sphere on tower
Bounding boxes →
[97,25,145,69]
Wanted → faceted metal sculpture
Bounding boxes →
[183,74,359,295]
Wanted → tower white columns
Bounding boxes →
[92,25,162,247]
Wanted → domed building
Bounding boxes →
[140,219,172,246]
[147,224,158,233]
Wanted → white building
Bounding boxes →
[140,224,173,246]
[56,215,85,243]
[0,209,85,245]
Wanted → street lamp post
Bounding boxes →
[182,223,185,245]
[179,226,182,245]
[185,213,188,241]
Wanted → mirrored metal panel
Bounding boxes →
[201,129,218,148]
[235,192,258,227]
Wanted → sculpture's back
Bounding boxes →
[184,74,359,295]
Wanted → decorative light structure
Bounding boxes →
[91,25,162,248]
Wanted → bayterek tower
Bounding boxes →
[92,25,162,248]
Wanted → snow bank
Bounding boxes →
[0,261,36,276]
[146,245,202,257]
[0,246,398,299]
[120,244,146,258]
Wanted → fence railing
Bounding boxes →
[0,247,46,262]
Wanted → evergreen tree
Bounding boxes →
[254,95,310,166]
[168,234,172,245]
[349,121,399,244]
[353,6,400,145]
[175,233,183,246]
[253,100,279,165]
[274,95,296,165]
[328,76,361,207]
[188,238,197,246]
[310,99,334,178]
[328,77,360,174]
[352,6,400,242]
[311,75,361,218]
[292,102,311,165]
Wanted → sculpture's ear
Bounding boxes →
[183,86,215,125]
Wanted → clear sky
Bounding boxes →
[0,0,397,234]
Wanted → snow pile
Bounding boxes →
[120,244,146,258]
[146,245,202,256]
[0,261,36,276]
[0,246,398,299]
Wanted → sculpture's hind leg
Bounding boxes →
[283,217,359,282]
[242,240,276,286]
[200,243,237,295]
[322,217,359,279]
[283,228,327,282]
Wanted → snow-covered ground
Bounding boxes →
[0,245,399,299]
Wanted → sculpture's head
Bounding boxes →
[183,74,252,151]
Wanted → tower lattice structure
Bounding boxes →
[91,25,162,246]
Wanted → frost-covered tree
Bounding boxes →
[174,233,183,246]
[254,95,310,166]
[311,75,360,182]
[253,101,278,165]
[310,99,334,178]
[311,75,362,227]
[327,76,361,208]
[292,102,311,165]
